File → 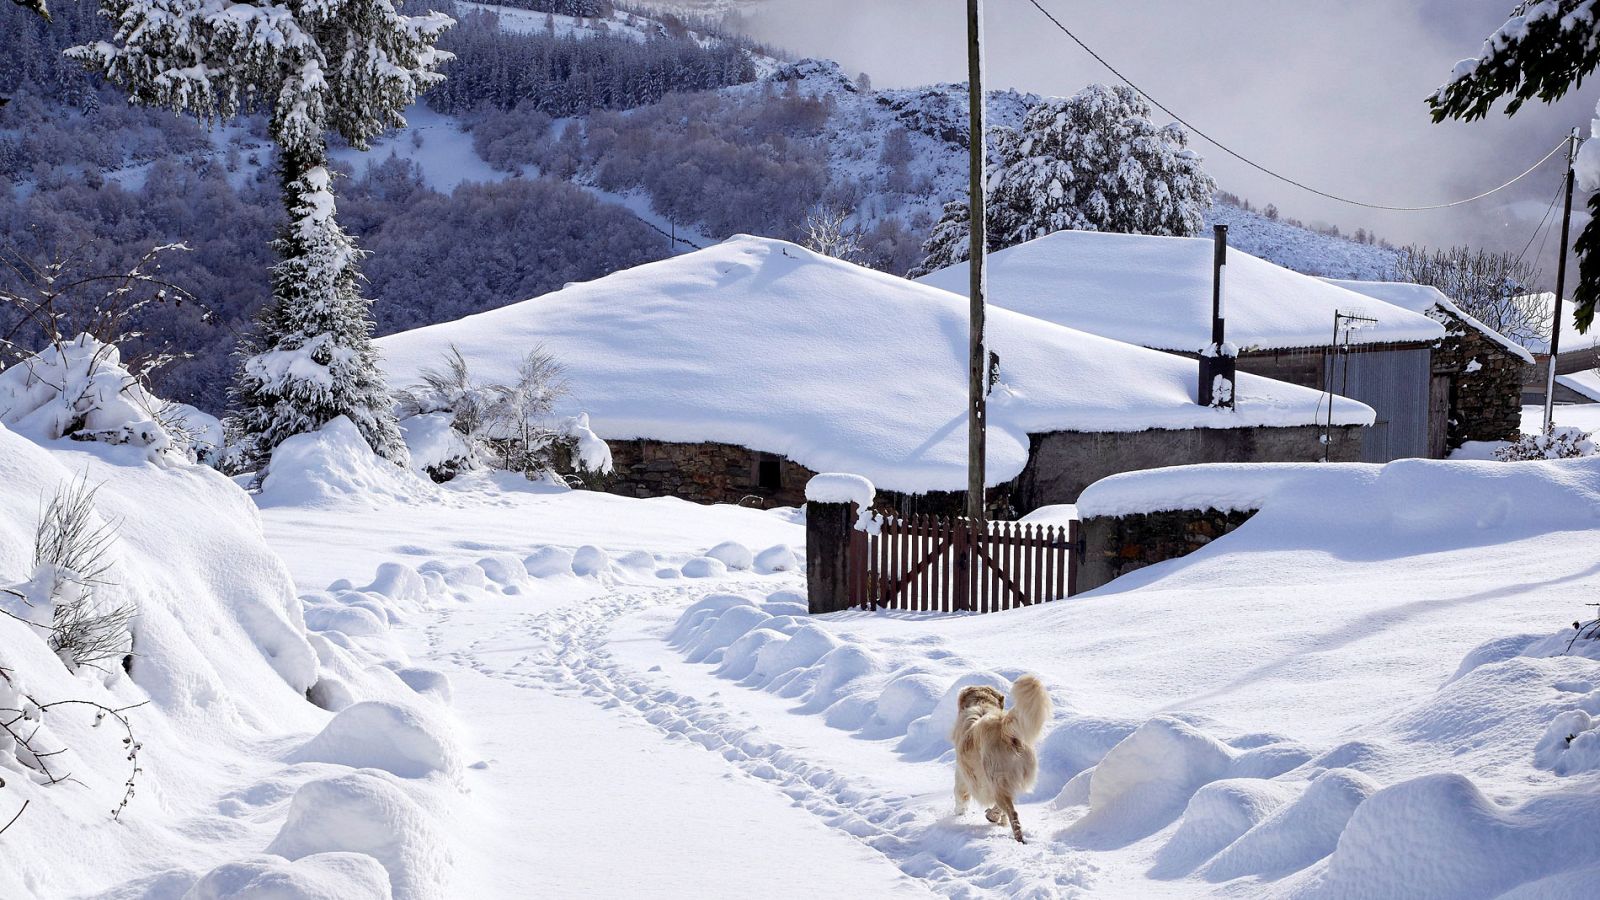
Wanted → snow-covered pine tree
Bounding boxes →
[69,0,454,469]
[909,83,1214,276]
[989,84,1213,243]
[1428,0,1600,334]
[907,199,979,278]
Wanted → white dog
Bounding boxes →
[950,675,1051,843]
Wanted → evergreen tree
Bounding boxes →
[910,83,1214,276]
[69,0,453,468]
[1428,0,1600,333]
[907,199,975,278]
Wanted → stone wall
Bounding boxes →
[1013,423,1362,513]
[604,438,815,507]
[1078,507,1258,592]
[1429,309,1527,446]
[600,423,1363,515]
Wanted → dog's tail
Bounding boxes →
[1003,674,1051,745]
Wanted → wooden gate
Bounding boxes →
[846,512,1077,613]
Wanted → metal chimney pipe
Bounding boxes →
[1199,225,1236,408]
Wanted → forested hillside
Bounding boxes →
[1,0,1401,415]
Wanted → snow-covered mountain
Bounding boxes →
[1206,204,1401,282]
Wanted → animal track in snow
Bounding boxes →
[453,584,1096,899]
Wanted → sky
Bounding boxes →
[726,0,1594,285]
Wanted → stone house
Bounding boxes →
[1327,280,1533,450]
[918,230,1520,461]
[377,236,1372,515]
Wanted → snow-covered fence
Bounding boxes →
[805,474,1077,615]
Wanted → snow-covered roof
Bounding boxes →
[1557,368,1600,402]
[915,230,1446,353]
[376,236,1372,494]
[1325,279,1536,365]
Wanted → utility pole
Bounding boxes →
[966,0,988,525]
[1543,126,1581,434]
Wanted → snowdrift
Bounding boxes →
[0,402,469,897]
[377,236,1372,493]
[1078,456,1600,554]
[0,421,325,896]
[657,454,1600,897]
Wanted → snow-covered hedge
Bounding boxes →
[0,335,222,464]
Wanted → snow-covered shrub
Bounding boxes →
[0,335,221,463]
[1493,426,1596,461]
[2,475,133,672]
[394,346,494,480]
[394,345,613,484]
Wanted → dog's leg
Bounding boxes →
[953,773,970,815]
[984,806,1003,824]
[1002,795,1024,844]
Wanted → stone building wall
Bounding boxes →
[1078,508,1258,592]
[604,438,815,507]
[599,423,1364,515]
[1428,309,1527,446]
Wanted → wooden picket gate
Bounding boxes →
[846,512,1077,613]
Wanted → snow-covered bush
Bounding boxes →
[0,334,221,464]
[2,475,133,673]
[394,346,495,480]
[1494,426,1597,461]
[394,345,613,484]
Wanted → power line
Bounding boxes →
[1020,0,1570,212]
[1514,174,1567,271]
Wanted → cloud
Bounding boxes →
[733,0,1593,283]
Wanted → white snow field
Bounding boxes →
[377,236,1371,495]
[916,229,1446,354]
[5,374,1600,897]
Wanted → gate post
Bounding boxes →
[805,500,854,614]
[803,474,876,615]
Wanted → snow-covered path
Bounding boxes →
[413,589,930,898]
[249,456,1600,899]
[407,577,1094,898]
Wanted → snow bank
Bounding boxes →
[1302,773,1600,899]
[291,700,460,779]
[669,592,1065,766]
[266,772,447,900]
[259,416,439,508]
[704,540,754,570]
[186,853,393,900]
[753,544,799,574]
[378,236,1372,494]
[1077,462,1366,517]
[917,229,1445,353]
[0,335,218,462]
[0,422,335,896]
[1204,767,1378,882]
[1077,457,1600,540]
